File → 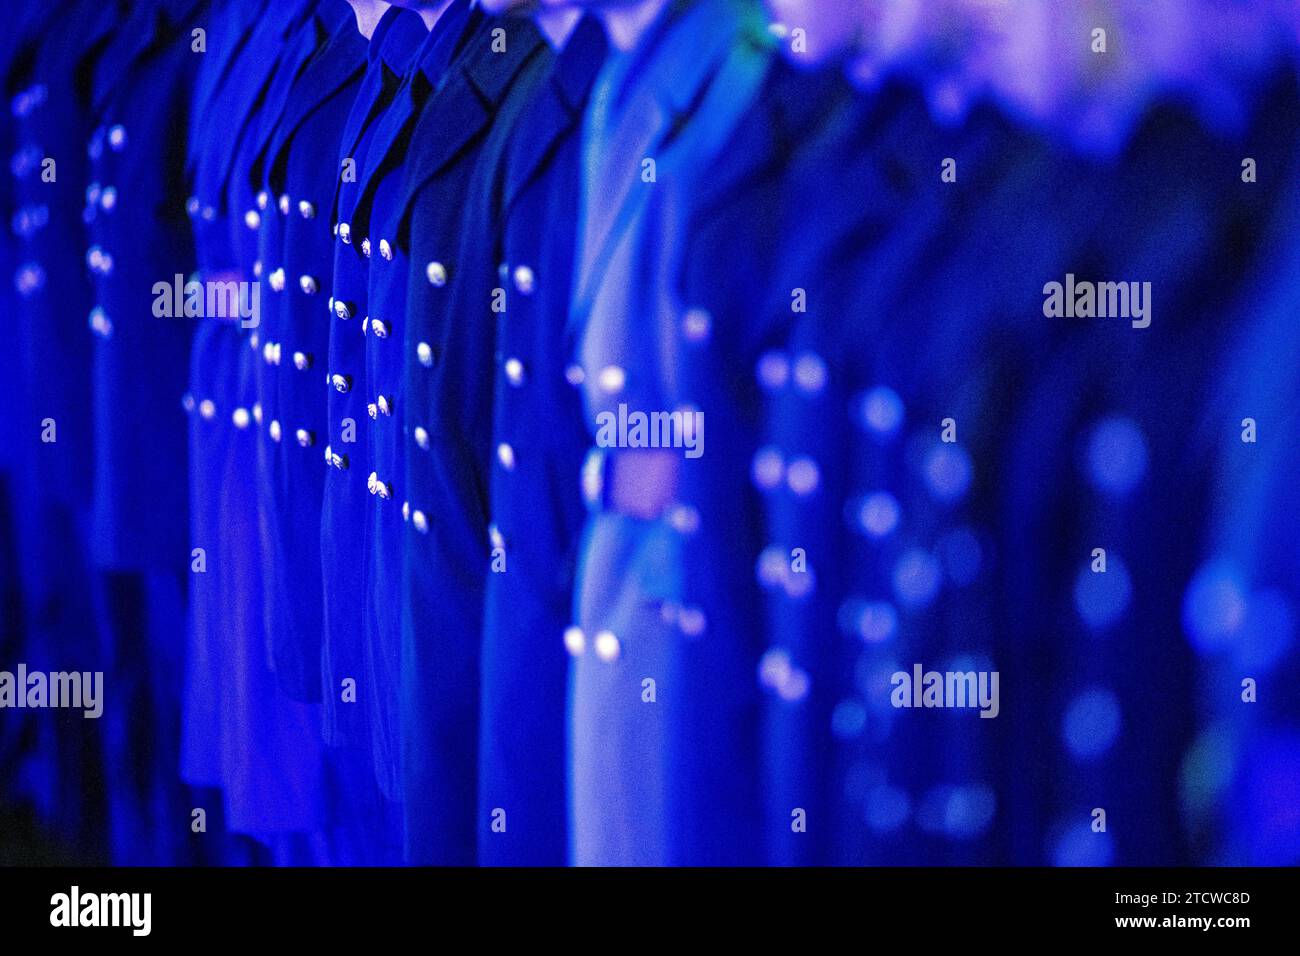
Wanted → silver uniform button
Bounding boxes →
[338,221,351,244]
[334,299,355,320]
[361,238,371,258]
[330,373,351,393]
[199,399,216,420]
[85,246,108,275]
[377,395,393,416]
[681,307,711,342]
[596,365,626,394]
[512,264,535,295]
[107,124,126,151]
[378,239,392,260]
[416,342,434,367]
[370,318,389,338]
[232,407,251,429]
[298,200,315,219]
[367,472,392,499]
[594,630,621,662]
[268,268,286,292]
[244,208,260,230]
[426,261,448,286]
[296,428,315,448]
[293,351,312,371]
[299,274,318,295]
[100,187,117,211]
[412,510,429,533]
[413,426,430,450]
[269,420,282,442]
[497,443,516,471]
[257,191,269,210]
[278,194,290,215]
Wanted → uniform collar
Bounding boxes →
[416,0,481,88]
[552,14,607,115]
[375,7,430,73]
[321,0,357,36]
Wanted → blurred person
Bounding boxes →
[453,0,608,866]
[248,0,404,863]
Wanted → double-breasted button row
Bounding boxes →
[365,396,394,419]
[755,348,828,395]
[563,626,621,662]
[11,144,42,178]
[184,195,216,221]
[86,123,126,159]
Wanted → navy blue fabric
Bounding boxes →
[476,15,607,867]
